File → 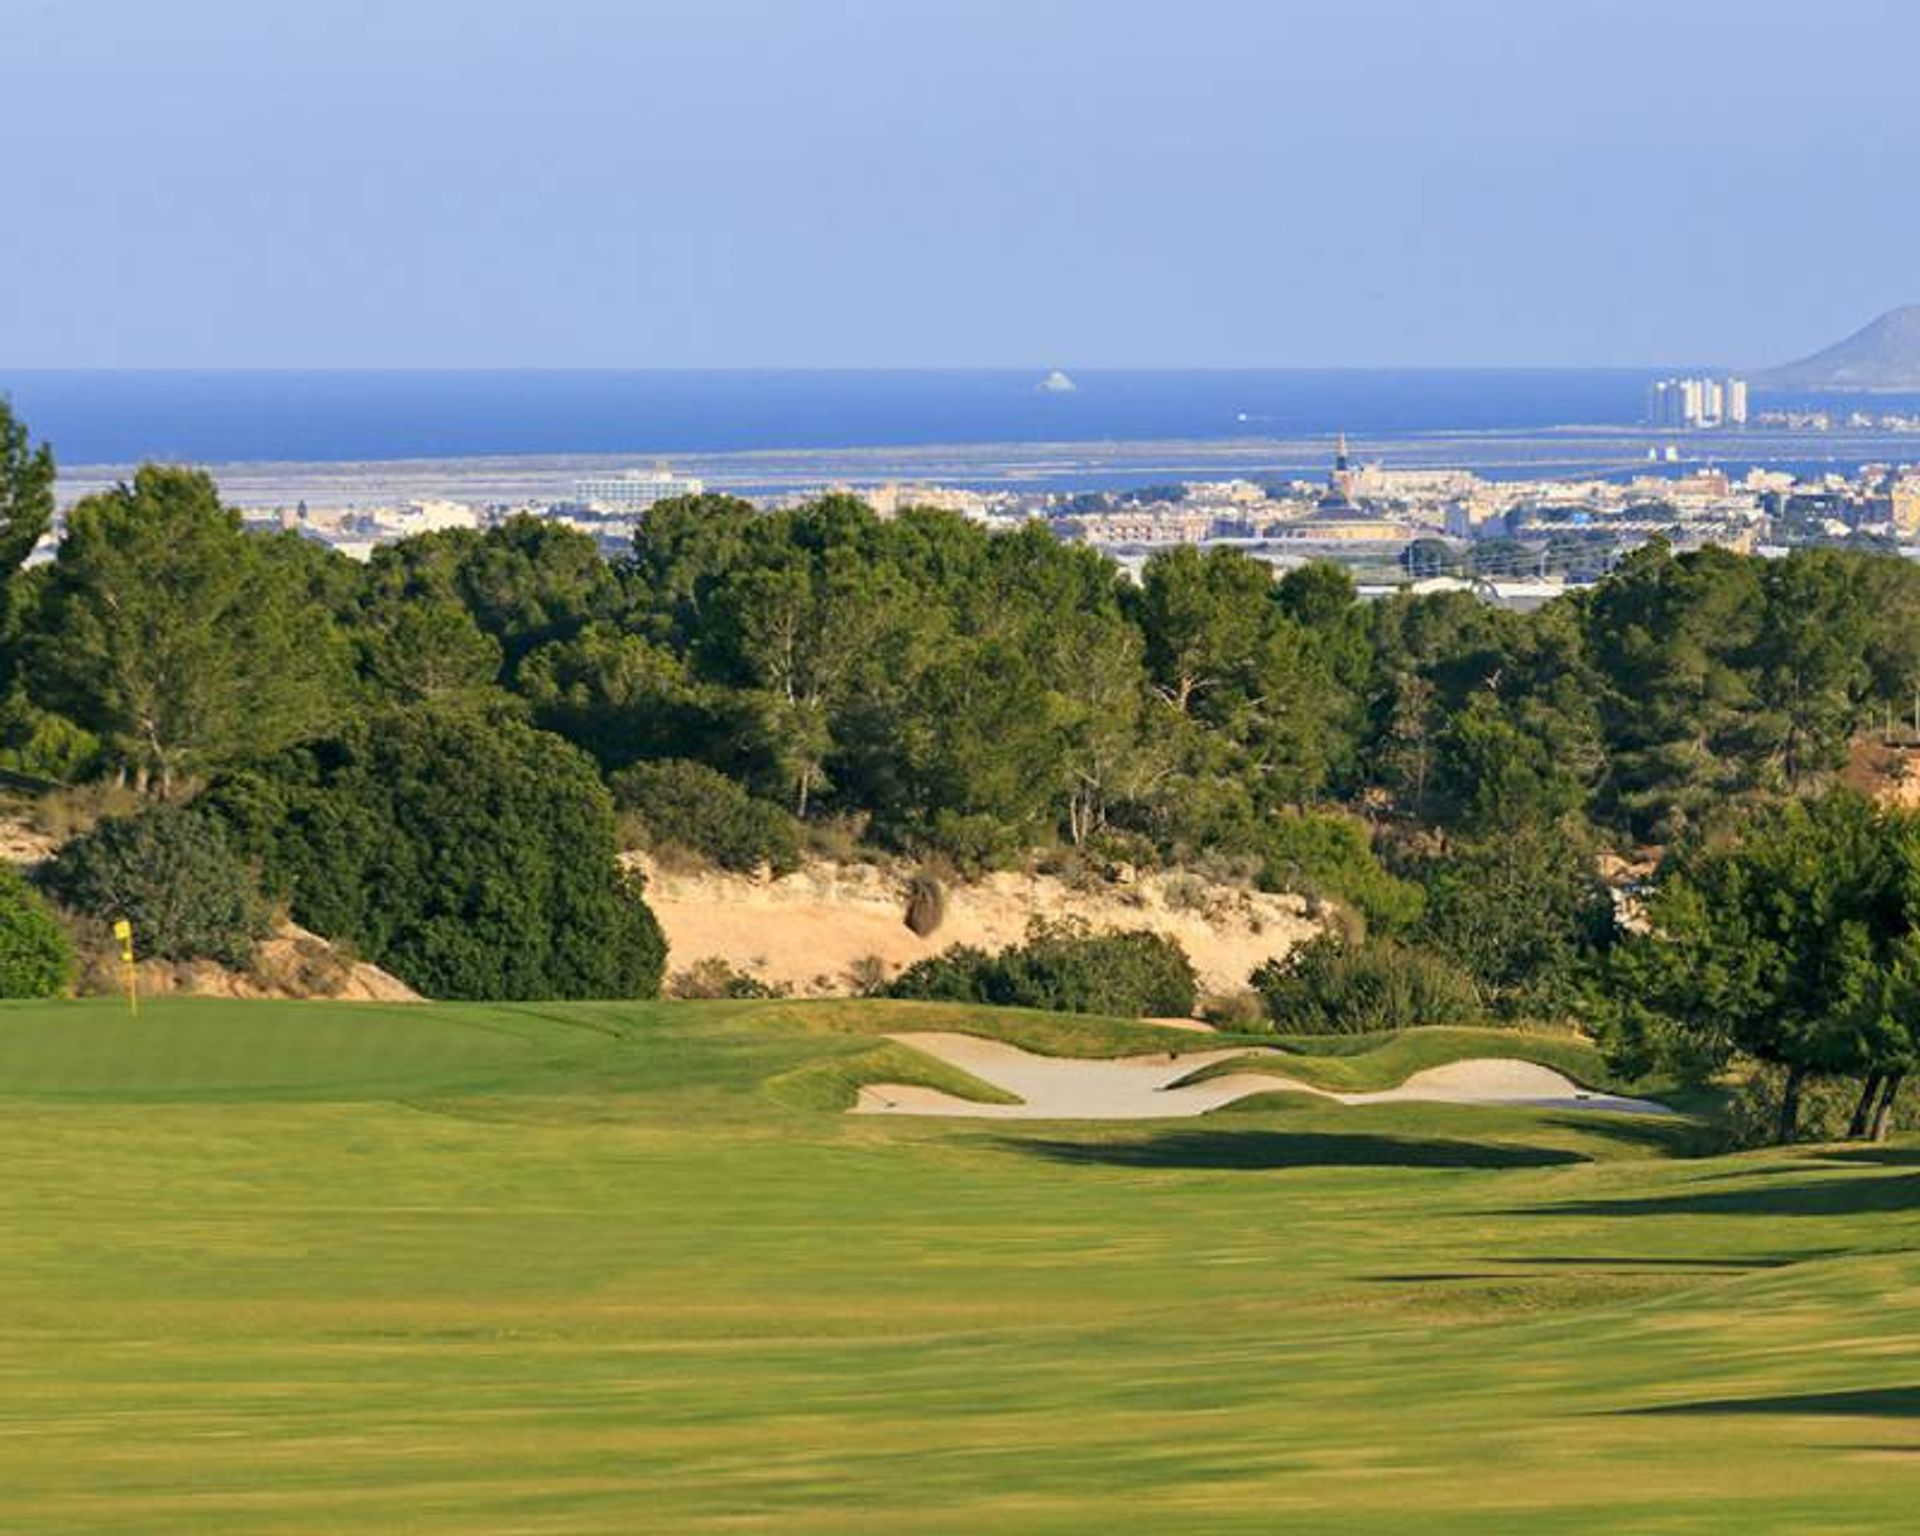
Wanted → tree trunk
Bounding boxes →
[1849,1071,1885,1140]
[1869,1073,1905,1143]
[1776,1063,1807,1145]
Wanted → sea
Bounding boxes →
[5,369,1917,499]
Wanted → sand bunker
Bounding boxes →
[852,1032,1672,1120]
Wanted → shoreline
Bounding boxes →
[53,423,1920,509]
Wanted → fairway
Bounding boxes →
[2,998,1917,1533]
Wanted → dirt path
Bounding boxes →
[851,1033,1673,1120]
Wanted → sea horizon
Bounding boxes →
[0,365,1813,470]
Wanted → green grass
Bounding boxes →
[1,996,1917,1533]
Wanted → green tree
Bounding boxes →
[701,502,912,816]
[1135,546,1343,807]
[1603,791,1918,1141]
[516,624,714,771]
[1416,820,1612,1009]
[210,707,665,1000]
[622,493,764,645]
[1751,551,1872,789]
[30,467,349,795]
[1250,934,1482,1034]
[364,597,505,707]
[454,516,619,666]
[363,517,618,672]
[1584,541,1769,839]
[0,400,55,632]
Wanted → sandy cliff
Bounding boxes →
[635,856,1319,999]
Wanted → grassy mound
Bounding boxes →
[766,1038,1021,1112]
[1173,1024,1624,1095]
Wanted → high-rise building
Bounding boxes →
[1646,376,1749,429]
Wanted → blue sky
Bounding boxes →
[7,0,1917,367]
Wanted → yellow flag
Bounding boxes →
[112,919,134,963]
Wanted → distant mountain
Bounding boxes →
[1757,306,1920,391]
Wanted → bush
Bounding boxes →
[903,872,947,937]
[889,917,1198,1018]
[667,957,786,1000]
[1715,1062,1920,1151]
[1412,821,1612,1010]
[845,953,892,996]
[26,782,143,844]
[1254,812,1424,935]
[1199,990,1266,1030]
[41,804,270,968]
[0,863,73,996]
[610,758,802,875]
[206,708,666,1001]
[1249,935,1481,1034]
[924,810,1025,875]
[0,692,101,784]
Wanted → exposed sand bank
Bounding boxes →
[638,857,1319,998]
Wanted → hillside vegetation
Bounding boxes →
[11,407,1920,1131]
[14,397,1920,1022]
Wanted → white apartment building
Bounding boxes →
[573,467,706,511]
[1647,375,1750,429]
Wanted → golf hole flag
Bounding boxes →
[113,920,138,1016]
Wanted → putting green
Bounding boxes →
[0,997,1915,1533]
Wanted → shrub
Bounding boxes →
[1715,1062,1920,1152]
[889,918,1198,1018]
[886,943,995,1004]
[0,863,73,996]
[1249,935,1481,1034]
[925,810,1025,875]
[1412,821,1612,1010]
[1199,990,1266,1030]
[845,953,892,997]
[205,708,666,1001]
[26,782,143,844]
[799,812,869,864]
[1254,812,1424,935]
[1161,873,1211,913]
[610,758,802,875]
[41,804,271,968]
[903,871,947,937]
[667,957,786,1000]
[0,692,101,784]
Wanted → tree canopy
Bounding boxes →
[1605,791,1920,1140]
[208,707,665,1001]
[31,467,350,796]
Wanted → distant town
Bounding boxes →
[35,353,1920,611]
[48,424,1904,615]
